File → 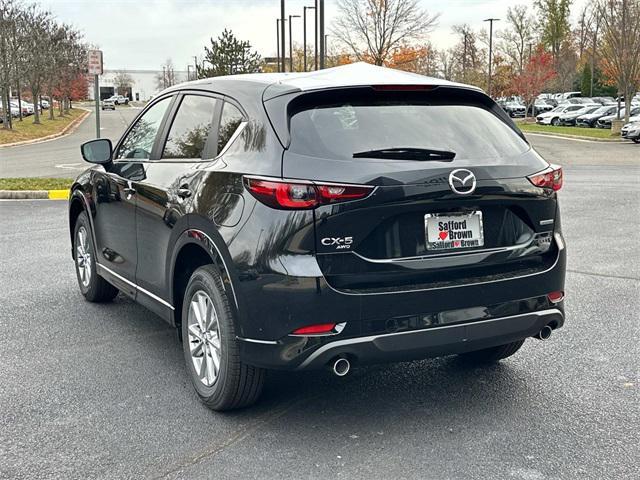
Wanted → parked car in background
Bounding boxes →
[107,94,129,105]
[101,99,116,111]
[70,64,566,411]
[576,105,618,127]
[39,98,50,109]
[591,96,616,105]
[621,121,640,143]
[558,105,601,126]
[561,91,582,100]
[0,101,20,117]
[596,106,640,128]
[501,100,526,117]
[530,98,554,116]
[9,101,33,116]
[536,104,585,125]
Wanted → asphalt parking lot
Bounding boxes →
[0,106,140,178]
[0,137,638,479]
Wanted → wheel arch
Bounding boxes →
[169,225,240,330]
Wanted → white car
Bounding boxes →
[621,121,640,143]
[536,104,586,125]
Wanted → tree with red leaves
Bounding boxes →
[510,47,557,119]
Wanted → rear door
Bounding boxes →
[276,87,559,292]
[134,92,222,315]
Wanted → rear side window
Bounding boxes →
[163,95,219,159]
[289,98,530,161]
[218,102,244,153]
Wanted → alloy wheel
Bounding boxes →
[75,226,92,287]
[187,290,222,387]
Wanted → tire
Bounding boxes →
[632,138,640,144]
[73,211,119,302]
[458,339,525,364]
[181,265,265,411]
[551,117,560,126]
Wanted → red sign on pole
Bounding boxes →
[88,50,103,75]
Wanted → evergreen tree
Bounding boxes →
[198,29,262,78]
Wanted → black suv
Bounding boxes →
[70,63,566,411]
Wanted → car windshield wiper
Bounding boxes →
[352,147,456,161]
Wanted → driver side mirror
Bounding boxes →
[81,139,113,164]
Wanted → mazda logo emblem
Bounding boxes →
[448,169,476,195]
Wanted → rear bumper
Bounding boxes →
[238,308,564,370]
[296,308,563,369]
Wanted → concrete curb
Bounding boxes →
[522,130,623,142]
[0,189,69,200]
[0,108,91,149]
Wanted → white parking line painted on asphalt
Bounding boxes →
[55,163,86,170]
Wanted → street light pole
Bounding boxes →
[483,18,500,97]
[280,0,286,73]
[289,14,300,72]
[276,18,281,72]
[319,0,325,69]
[304,6,316,72]
[314,0,319,70]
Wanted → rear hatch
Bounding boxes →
[267,86,559,293]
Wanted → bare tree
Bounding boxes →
[21,4,53,125]
[331,0,439,65]
[113,71,134,96]
[598,0,640,123]
[0,0,19,128]
[498,5,536,73]
[156,58,177,90]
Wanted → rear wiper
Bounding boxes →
[352,147,456,161]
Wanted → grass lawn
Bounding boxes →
[518,122,619,139]
[0,177,74,191]
[0,108,87,145]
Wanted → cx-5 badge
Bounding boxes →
[448,168,477,195]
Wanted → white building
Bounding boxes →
[88,69,189,102]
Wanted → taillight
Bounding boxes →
[528,165,563,191]
[244,177,373,210]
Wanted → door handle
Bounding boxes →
[177,188,192,199]
[123,187,136,196]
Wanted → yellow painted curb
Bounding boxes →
[48,189,70,200]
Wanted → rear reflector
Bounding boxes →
[244,177,374,210]
[528,165,563,191]
[547,291,565,303]
[291,323,337,335]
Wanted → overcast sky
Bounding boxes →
[40,0,588,71]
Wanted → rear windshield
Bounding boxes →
[289,97,529,161]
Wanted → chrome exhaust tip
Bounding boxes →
[331,357,351,377]
[535,325,553,341]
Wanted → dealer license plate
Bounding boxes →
[425,211,484,251]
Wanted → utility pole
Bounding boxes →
[193,55,199,78]
[304,6,316,72]
[280,0,286,73]
[289,14,300,72]
[319,0,325,69]
[483,18,499,97]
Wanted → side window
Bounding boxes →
[217,102,244,153]
[162,95,219,159]
[116,97,171,159]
